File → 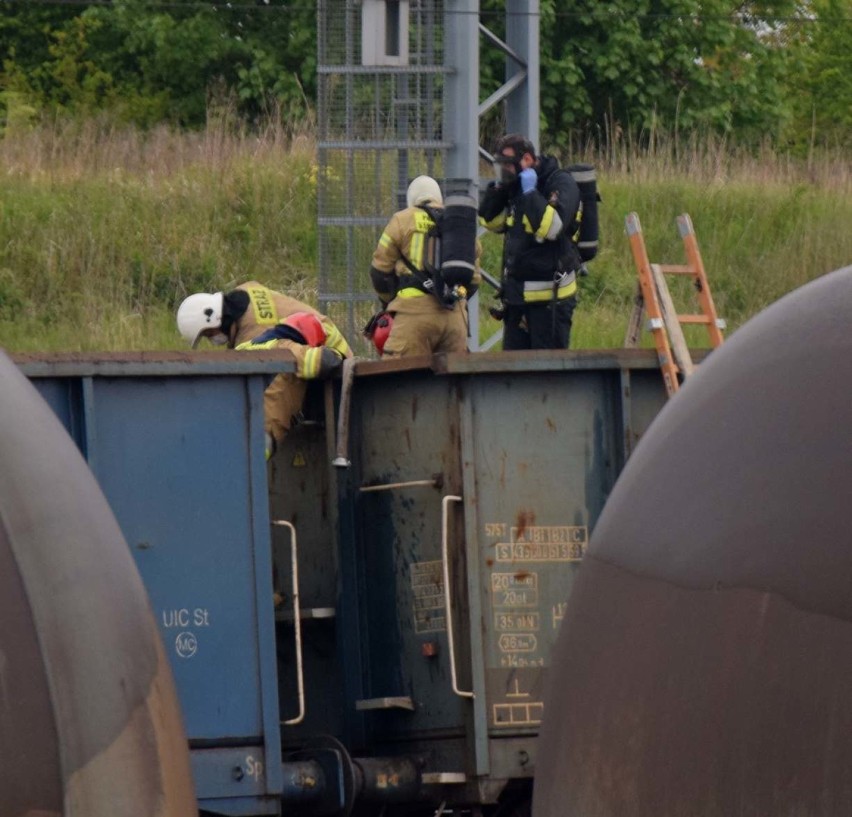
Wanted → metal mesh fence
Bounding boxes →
[317,0,449,354]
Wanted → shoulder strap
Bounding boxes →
[417,203,442,230]
[398,250,422,277]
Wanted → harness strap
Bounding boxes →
[398,251,435,295]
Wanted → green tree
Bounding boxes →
[785,0,852,149]
[533,0,802,149]
[85,0,316,126]
[0,4,80,124]
[85,2,241,125]
[0,1,318,128]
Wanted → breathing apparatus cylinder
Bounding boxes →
[438,194,478,289]
[567,164,600,262]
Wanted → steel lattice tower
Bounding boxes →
[316,0,539,352]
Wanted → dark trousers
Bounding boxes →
[503,297,577,350]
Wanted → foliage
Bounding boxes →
[478,0,851,152]
[536,0,800,147]
[0,1,316,128]
[1,2,849,149]
[785,0,852,150]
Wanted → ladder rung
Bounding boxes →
[657,264,695,275]
[677,314,712,325]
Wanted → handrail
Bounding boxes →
[441,495,474,699]
[360,478,438,493]
[332,356,357,468]
[272,520,305,725]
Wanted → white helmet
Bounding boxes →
[176,292,224,348]
[406,175,443,208]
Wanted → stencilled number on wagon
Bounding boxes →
[491,572,539,608]
[495,526,588,562]
[495,612,540,632]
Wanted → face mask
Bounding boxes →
[495,153,520,186]
[500,166,517,186]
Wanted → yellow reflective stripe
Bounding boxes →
[522,214,535,234]
[398,287,428,298]
[536,207,556,240]
[323,323,352,357]
[523,271,575,292]
[410,232,425,269]
[379,232,394,249]
[480,213,507,231]
[236,338,277,350]
[409,209,435,269]
[246,286,279,326]
[302,347,322,379]
[523,280,578,302]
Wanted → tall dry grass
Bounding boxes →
[0,113,321,351]
[564,122,852,191]
[0,107,318,183]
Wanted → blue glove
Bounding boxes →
[519,167,537,195]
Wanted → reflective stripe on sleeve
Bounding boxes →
[236,338,277,350]
[535,207,557,240]
[323,323,352,357]
[541,207,563,241]
[479,212,507,232]
[302,347,322,379]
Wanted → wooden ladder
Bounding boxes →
[624,212,725,397]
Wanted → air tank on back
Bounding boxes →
[0,350,196,816]
[534,266,852,816]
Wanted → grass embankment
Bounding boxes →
[0,119,849,353]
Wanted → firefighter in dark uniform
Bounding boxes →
[479,134,582,350]
[176,281,352,455]
[368,176,481,357]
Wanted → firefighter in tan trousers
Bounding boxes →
[177,280,352,456]
[368,176,481,357]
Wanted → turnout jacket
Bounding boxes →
[369,205,482,315]
[479,155,581,306]
[231,281,352,379]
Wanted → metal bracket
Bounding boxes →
[355,696,415,712]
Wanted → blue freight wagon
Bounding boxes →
[15,348,669,816]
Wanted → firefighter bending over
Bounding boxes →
[176,281,352,457]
